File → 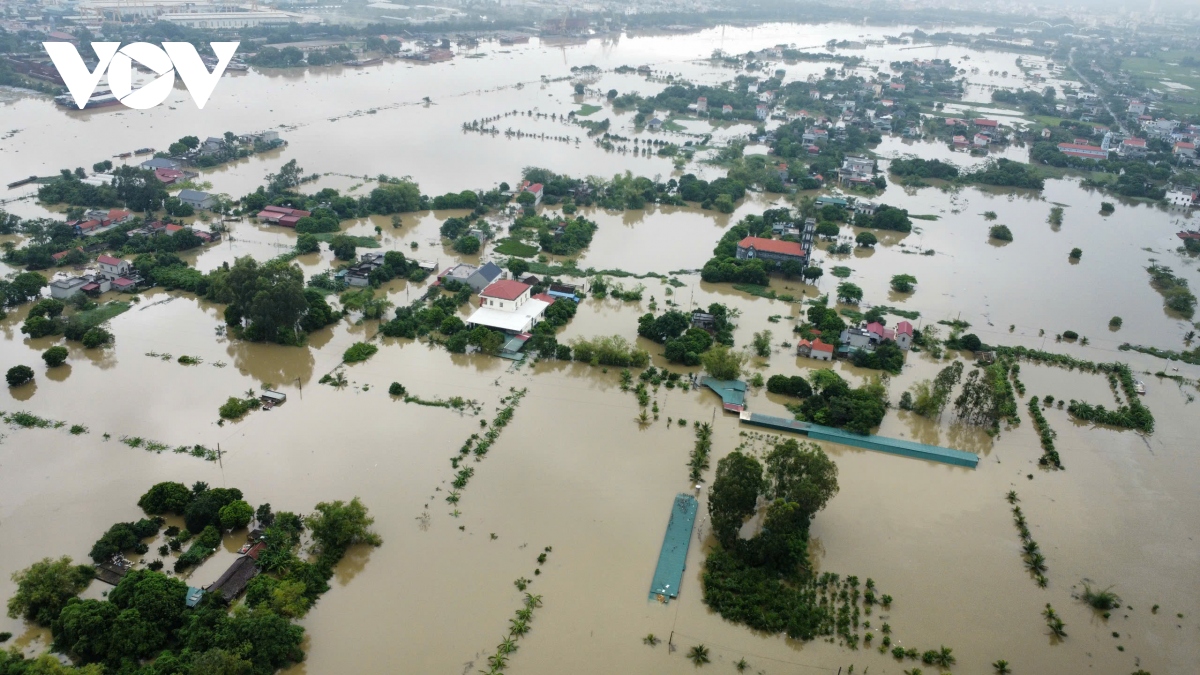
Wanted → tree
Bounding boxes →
[453,235,481,254]
[219,500,254,530]
[81,327,112,348]
[42,345,69,367]
[989,224,1013,241]
[516,191,536,206]
[855,231,877,247]
[137,481,192,514]
[607,89,617,99]
[890,274,917,293]
[6,365,34,387]
[709,452,764,548]
[959,333,982,351]
[296,233,320,254]
[7,556,94,626]
[188,648,255,675]
[329,235,357,261]
[306,497,383,556]
[1069,247,1082,260]
[802,266,823,281]
[751,330,772,357]
[700,344,748,380]
[266,159,303,194]
[507,257,529,277]
[836,282,863,304]
[815,221,840,239]
[573,83,584,95]
[763,439,839,521]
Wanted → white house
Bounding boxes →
[466,280,549,334]
[895,321,914,350]
[1166,189,1197,208]
[96,255,131,279]
[49,276,89,300]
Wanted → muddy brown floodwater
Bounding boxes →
[2,21,1200,675]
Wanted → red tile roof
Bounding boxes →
[107,209,131,221]
[1057,143,1104,151]
[866,321,885,336]
[113,277,135,288]
[531,293,556,304]
[165,224,184,233]
[896,320,913,336]
[97,255,123,266]
[154,168,183,183]
[974,118,999,127]
[737,236,804,257]
[811,338,834,353]
[481,280,530,301]
[1123,137,1146,146]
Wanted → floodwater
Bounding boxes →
[2,21,1200,675]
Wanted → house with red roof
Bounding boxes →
[1174,141,1196,160]
[895,321,914,350]
[974,118,999,129]
[154,168,185,184]
[1120,137,1147,156]
[952,135,969,149]
[973,133,990,147]
[735,236,810,268]
[256,205,311,226]
[889,82,906,92]
[518,181,544,206]
[1057,142,1107,160]
[466,280,550,334]
[796,338,834,361]
[52,247,83,263]
[97,255,131,279]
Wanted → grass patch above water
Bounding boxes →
[576,104,602,116]
[732,284,797,302]
[909,214,940,221]
[73,301,131,327]
[493,238,539,258]
[831,266,852,278]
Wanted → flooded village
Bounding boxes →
[1,9,1200,675]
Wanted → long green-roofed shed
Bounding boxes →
[649,493,698,602]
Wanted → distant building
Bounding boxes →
[178,189,214,210]
[518,180,544,205]
[735,236,810,268]
[755,104,768,120]
[721,104,733,115]
[1120,137,1148,156]
[953,135,969,148]
[1166,188,1197,208]
[96,255,131,279]
[648,117,663,130]
[140,158,181,171]
[49,276,89,300]
[466,280,549,334]
[973,133,990,147]
[255,205,311,227]
[1174,142,1196,159]
[796,338,834,361]
[696,96,707,113]
[1127,99,1146,115]
[974,118,999,129]
[466,262,504,293]
[894,321,914,350]
[1057,142,1107,160]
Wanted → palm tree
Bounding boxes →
[497,637,518,655]
[487,654,508,670]
[1025,553,1047,573]
[523,593,542,609]
[903,669,923,675]
[687,644,710,666]
[514,607,533,622]
[508,618,530,637]
[1022,540,1040,555]
[735,658,749,672]
[935,646,955,667]
[992,659,1011,674]
[642,633,660,646]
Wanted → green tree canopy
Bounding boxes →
[763,439,839,521]
[700,344,748,381]
[7,556,94,626]
[219,500,254,530]
[709,452,764,548]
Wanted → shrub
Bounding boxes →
[1109,316,1122,329]
[1069,247,1082,260]
[219,396,259,420]
[389,382,406,396]
[1062,330,1078,340]
[81,327,112,348]
[42,346,69,367]
[989,224,1013,241]
[6,365,34,387]
[343,341,379,363]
